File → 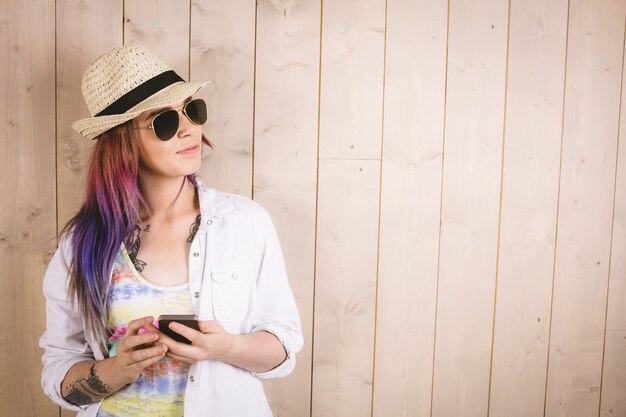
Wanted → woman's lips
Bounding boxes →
[177,144,201,154]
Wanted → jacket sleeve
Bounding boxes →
[38,236,96,411]
[249,207,304,379]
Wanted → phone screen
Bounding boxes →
[158,314,199,344]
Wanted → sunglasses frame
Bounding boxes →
[133,98,207,141]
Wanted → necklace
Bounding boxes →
[128,214,202,273]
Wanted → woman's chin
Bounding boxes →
[187,158,202,174]
[174,156,202,176]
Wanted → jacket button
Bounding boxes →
[193,252,199,257]
[189,376,195,382]
[207,218,213,225]
[194,292,200,298]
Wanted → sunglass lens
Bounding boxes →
[185,99,207,125]
[153,109,179,141]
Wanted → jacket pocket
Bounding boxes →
[211,265,252,322]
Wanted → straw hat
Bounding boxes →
[72,41,210,140]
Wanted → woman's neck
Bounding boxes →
[138,175,199,223]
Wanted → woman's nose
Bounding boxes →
[177,109,195,137]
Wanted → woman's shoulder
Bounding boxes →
[196,177,271,222]
[222,191,270,217]
[55,231,74,264]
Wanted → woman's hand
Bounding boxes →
[59,316,166,406]
[110,316,168,385]
[157,320,234,364]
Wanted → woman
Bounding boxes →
[39,41,303,417]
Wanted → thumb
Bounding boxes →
[198,320,223,333]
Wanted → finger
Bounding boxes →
[154,329,176,346]
[198,320,222,333]
[155,330,193,356]
[132,342,157,351]
[132,346,168,370]
[143,323,159,333]
[165,351,192,363]
[126,316,155,337]
[168,322,201,344]
[129,344,168,365]
[119,331,159,353]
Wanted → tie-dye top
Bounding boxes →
[96,245,194,417]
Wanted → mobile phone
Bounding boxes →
[158,314,200,344]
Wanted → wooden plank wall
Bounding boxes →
[313,0,385,415]
[373,0,446,415]
[545,2,625,417]
[1,1,56,416]
[1,0,625,417]
[601,15,626,415]
[489,1,567,416]
[254,1,319,415]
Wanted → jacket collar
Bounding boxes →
[195,176,237,223]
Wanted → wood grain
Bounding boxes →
[56,0,123,229]
[312,159,380,417]
[124,0,191,78]
[0,0,57,416]
[600,331,626,417]
[57,2,123,416]
[545,0,626,416]
[488,1,568,417]
[430,0,509,416]
[318,0,386,159]
[372,0,447,416]
[254,0,321,416]
[190,0,255,196]
[599,5,626,416]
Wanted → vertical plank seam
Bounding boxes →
[429,0,451,415]
[122,0,125,44]
[486,0,512,415]
[310,0,324,415]
[252,1,258,201]
[54,0,59,242]
[55,0,60,410]
[597,9,626,417]
[542,0,571,415]
[188,0,192,81]
[370,0,388,414]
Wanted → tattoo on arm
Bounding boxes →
[63,362,113,406]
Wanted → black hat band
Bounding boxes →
[95,70,185,117]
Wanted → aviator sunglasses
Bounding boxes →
[134,98,207,141]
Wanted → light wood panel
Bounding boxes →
[372,0,447,416]
[605,57,626,332]
[125,0,191,78]
[317,0,386,159]
[430,0,509,416]
[191,0,256,196]
[545,0,626,416]
[313,0,385,415]
[312,159,381,417]
[600,331,626,417]
[254,0,321,416]
[56,0,123,228]
[599,6,626,416]
[57,2,123,416]
[1,0,57,416]
[488,1,568,417]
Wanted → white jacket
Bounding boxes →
[39,179,304,417]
